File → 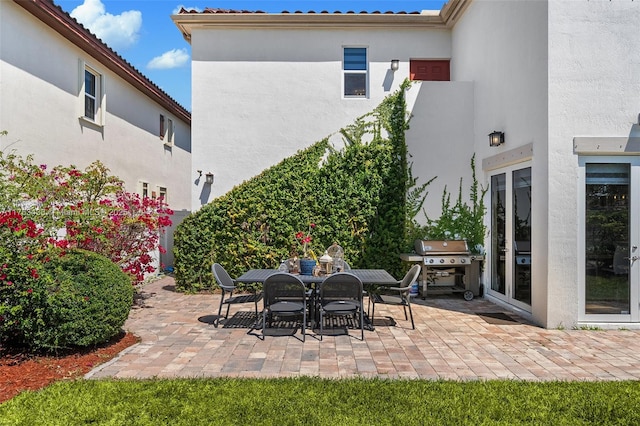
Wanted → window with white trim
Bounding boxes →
[141,182,149,198]
[343,47,368,98]
[79,60,105,125]
[158,186,167,203]
[160,114,165,139]
[167,118,174,145]
[160,115,174,145]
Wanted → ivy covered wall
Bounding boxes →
[174,82,419,291]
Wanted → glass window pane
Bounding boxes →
[513,167,531,305]
[344,74,366,96]
[585,163,630,315]
[344,48,366,70]
[85,70,96,97]
[491,173,506,295]
[84,95,95,119]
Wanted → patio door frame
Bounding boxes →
[578,156,640,323]
[487,161,533,313]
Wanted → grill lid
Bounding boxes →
[414,240,469,255]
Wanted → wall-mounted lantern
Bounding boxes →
[205,172,214,185]
[489,131,505,147]
[390,59,399,71]
[196,170,202,179]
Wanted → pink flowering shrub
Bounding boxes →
[0,149,168,350]
[1,152,173,284]
[0,206,133,351]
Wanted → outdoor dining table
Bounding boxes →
[235,268,399,286]
[235,269,399,331]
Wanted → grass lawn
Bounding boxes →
[1,377,639,425]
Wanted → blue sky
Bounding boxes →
[56,1,447,111]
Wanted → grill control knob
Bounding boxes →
[450,258,455,263]
[429,259,434,264]
[439,259,445,264]
[460,258,466,264]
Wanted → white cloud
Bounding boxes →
[173,5,202,14]
[147,49,190,70]
[71,0,142,50]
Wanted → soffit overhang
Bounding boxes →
[15,0,191,124]
[172,0,471,42]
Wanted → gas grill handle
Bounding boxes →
[624,256,639,262]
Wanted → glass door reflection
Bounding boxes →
[491,173,506,295]
[513,168,531,305]
[585,164,630,315]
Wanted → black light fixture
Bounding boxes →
[205,172,214,185]
[196,170,202,178]
[489,131,505,147]
[390,59,399,71]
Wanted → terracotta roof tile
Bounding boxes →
[27,0,190,120]
[178,7,422,15]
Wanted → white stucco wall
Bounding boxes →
[450,0,549,325]
[405,81,475,222]
[0,1,191,215]
[190,26,452,209]
[548,0,640,327]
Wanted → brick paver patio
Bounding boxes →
[87,275,640,381]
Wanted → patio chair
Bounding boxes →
[262,272,308,341]
[212,263,262,328]
[318,272,364,340]
[368,264,421,329]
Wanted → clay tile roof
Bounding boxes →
[178,7,424,15]
[20,0,190,122]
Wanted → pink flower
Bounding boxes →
[295,223,317,259]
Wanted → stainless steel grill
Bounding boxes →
[401,240,483,301]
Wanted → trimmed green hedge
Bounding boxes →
[174,82,418,292]
[0,249,133,351]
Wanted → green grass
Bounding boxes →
[2,378,640,425]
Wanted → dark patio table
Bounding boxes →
[235,269,398,286]
[236,269,398,331]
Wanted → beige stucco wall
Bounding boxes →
[451,0,549,325]
[0,1,192,270]
[548,0,640,327]
[0,1,191,214]
[405,81,475,222]
[189,25,453,209]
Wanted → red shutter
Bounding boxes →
[410,60,450,81]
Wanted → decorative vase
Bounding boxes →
[299,259,317,276]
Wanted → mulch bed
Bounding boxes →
[0,332,139,404]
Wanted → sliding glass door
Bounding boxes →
[489,163,532,310]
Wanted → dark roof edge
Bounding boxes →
[15,0,191,124]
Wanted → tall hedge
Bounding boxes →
[174,82,417,291]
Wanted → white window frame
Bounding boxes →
[140,181,149,199]
[158,186,168,203]
[166,118,174,146]
[342,46,368,99]
[78,60,105,126]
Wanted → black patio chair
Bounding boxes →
[262,272,308,341]
[318,272,364,340]
[368,264,421,329]
[212,263,262,328]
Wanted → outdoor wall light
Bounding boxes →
[390,59,399,71]
[196,170,202,178]
[205,172,214,185]
[489,131,505,147]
